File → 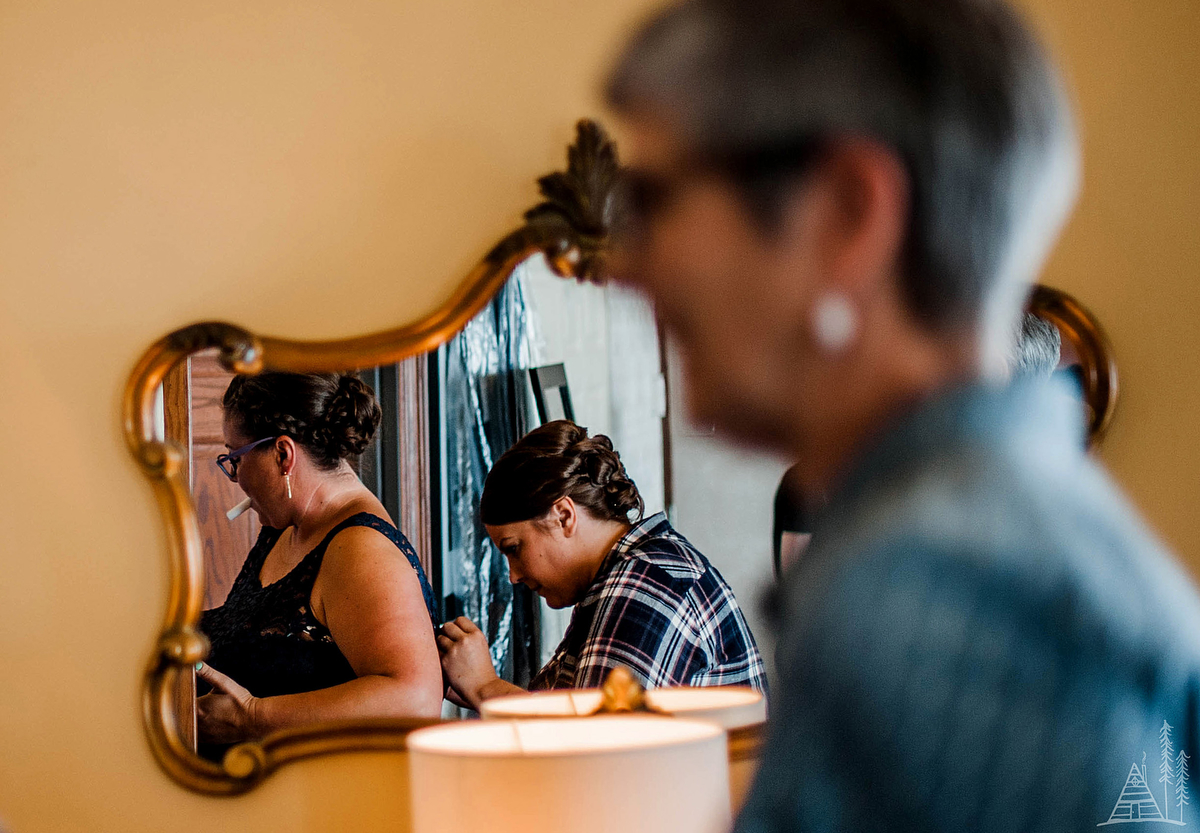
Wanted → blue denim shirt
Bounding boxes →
[736,380,1200,832]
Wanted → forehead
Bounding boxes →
[222,413,250,445]
[484,520,540,542]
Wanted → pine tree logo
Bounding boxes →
[1099,722,1191,826]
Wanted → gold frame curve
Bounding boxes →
[1027,284,1119,446]
[122,120,620,794]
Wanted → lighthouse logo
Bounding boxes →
[1099,722,1191,826]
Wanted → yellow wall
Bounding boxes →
[1018,0,1200,570]
[1,1,1197,830]
[0,1,653,830]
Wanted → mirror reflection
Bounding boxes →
[159,242,1116,763]
[161,252,1116,757]
[163,253,780,753]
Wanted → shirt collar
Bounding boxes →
[585,511,671,592]
[612,511,670,554]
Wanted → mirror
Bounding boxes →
[1026,284,1119,446]
[127,120,631,793]
[160,250,669,755]
[132,121,699,795]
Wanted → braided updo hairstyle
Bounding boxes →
[480,420,644,526]
[222,372,382,471]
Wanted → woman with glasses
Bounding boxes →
[196,372,442,751]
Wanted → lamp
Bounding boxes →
[478,677,767,812]
[479,685,765,726]
[407,715,730,833]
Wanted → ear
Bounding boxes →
[275,436,299,475]
[551,497,578,538]
[783,138,910,298]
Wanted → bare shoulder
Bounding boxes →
[311,523,425,628]
[321,523,406,578]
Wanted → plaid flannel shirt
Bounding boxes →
[530,512,767,693]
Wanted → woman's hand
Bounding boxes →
[196,663,259,744]
[436,617,502,710]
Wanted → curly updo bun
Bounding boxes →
[222,372,382,470]
[480,420,644,526]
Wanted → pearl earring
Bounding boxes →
[284,473,293,500]
[811,293,858,353]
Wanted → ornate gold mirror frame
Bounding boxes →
[1027,284,1119,446]
[123,120,619,794]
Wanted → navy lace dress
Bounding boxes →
[200,512,438,700]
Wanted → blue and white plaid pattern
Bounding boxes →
[530,512,767,693]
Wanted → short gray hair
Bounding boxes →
[606,0,1080,333]
[1011,312,1062,378]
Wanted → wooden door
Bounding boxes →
[192,352,262,607]
[164,351,262,608]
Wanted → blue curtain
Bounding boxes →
[441,276,540,686]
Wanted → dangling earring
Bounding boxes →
[284,473,293,500]
[811,292,858,354]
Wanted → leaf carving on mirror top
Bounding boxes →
[490,119,621,284]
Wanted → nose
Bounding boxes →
[506,561,522,585]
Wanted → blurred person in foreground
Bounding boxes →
[774,313,1060,583]
[606,0,1200,830]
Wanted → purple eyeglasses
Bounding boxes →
[215,436,276,481]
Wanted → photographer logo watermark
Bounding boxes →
[1099,722,1191,826]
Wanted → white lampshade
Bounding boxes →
[479,686,766,813]
[407,715,730,833]
[479,685,765,729]
[645,686,766,730]
[478,689,604,718]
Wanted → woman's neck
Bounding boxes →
[288,465,365,542]
[577,518,635,591]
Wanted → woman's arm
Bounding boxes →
[197,526,444,743]
[437,616,526,710]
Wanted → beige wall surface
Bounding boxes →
[1018,0,1200,570]
[0,1,653,830]
[2,0,1198,831]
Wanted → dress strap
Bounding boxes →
[318,512,438,623]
